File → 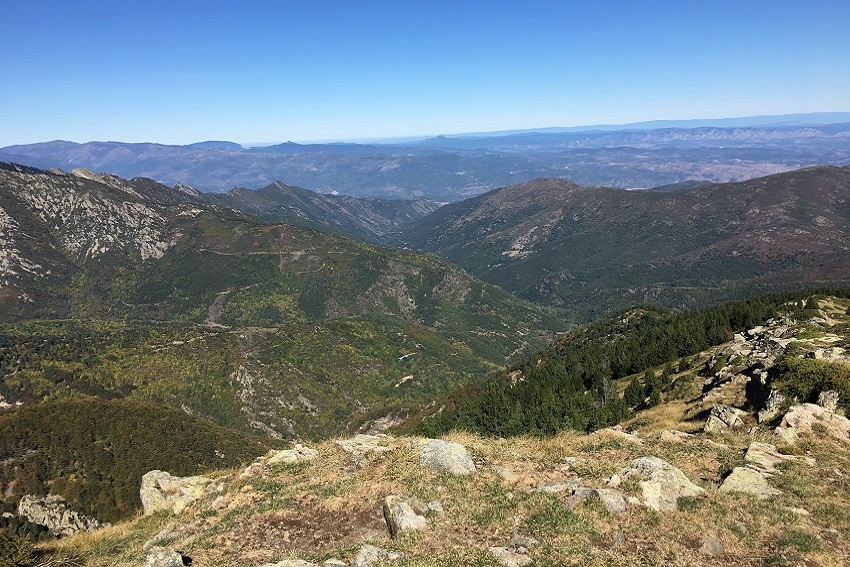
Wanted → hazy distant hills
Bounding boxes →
[2,115,848,200]
[405,166,850,320]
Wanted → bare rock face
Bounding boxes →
[618,456,703,511]
[17,494,102,537]
[382,495,427,538]
[704,404,746,432]
[419,439,476,475]
[140,470,215,515]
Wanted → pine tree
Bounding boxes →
[624,376,644,407]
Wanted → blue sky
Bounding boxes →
[1,0,848,146]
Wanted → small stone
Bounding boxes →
[493,465,518,482]
[536,479,581,494]
[659,429,691,443]
[419,439,476,475]
[606,474,622,487]
[699,535,725,557]
[487,546,532,567]
[323,561,348,567]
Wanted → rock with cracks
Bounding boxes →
[618,456,704,511]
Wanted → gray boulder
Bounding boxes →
[383,495,427,538]
[419,439,476,475]
[619,456,703,511]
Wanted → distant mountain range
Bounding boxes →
[2,113,848,200]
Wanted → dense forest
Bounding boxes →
[416,289,850,437]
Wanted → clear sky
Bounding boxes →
[1,0,849,146]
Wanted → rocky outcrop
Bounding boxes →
[17,494,102,537]
[757,389,788,423]
[140,470,215,515]
[382,495,427,538]
[419,439,476,475]
[817,390,840,412]
[618,457,703,511]
[704,404,746,432]
[779,403,850,443]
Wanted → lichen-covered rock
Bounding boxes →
[351,544,400,567]
[17,494,102,537]
[619,456,703,511]
[719,466,781,497]
[383,495,427,538]
[704,404,746,432]
[419,439,476,475]
[536,479,582,494]
[140,470,214,515]
[145,548,186,567]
